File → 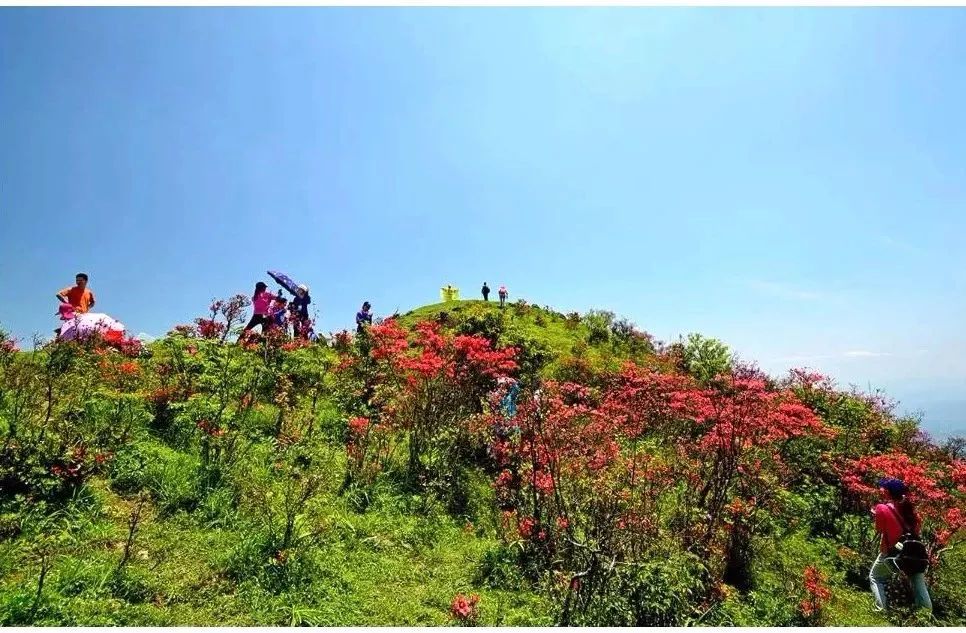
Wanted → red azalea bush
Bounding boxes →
[483,361,842,621]
[354,319,517,487]
[841,451,966,548]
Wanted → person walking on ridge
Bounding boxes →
[356,301,373,334]
[56,273,95,314]
[482,282,490,302]
[868,477,932,612]
[498,285,508,308]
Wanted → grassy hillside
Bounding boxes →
[0,297,963,626]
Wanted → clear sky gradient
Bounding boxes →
[1,9,964,437]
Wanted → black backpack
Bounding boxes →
[885,504,930,575]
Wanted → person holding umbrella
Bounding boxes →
[291,285,312,339]
[268,271,313,339]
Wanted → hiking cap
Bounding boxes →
[878,478,908,497]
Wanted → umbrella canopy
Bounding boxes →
[267,270,300,295]
[59,312,125,342]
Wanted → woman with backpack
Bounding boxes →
[869,478,932,612]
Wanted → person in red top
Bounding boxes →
[241,282,276,339]
[56,273,95,314]
[869,478,932,612]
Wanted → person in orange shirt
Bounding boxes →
[56,273,96,314]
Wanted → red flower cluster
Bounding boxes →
[118,361,139,376]
[449,593,480,623]
[332,330,353,352]
[195,317,226,340]
[348,416,372,436]
[799,565,831,619]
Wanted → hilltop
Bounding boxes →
[0,298,963,626]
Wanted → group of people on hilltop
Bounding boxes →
[480,282,508,307]
[241,280,314,341]
[238,277,377,342]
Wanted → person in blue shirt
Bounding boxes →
[270,295,289,331]
[356,301,373,334]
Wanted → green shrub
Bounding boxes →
[563,549,708,626]
[582,310,613,346]
[109,442,200,514]
[477,545,525,590]
[680,333,732,385]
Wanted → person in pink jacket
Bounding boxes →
[242,282,276,337]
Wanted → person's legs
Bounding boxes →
[240,315,261,342]
[909,573,933,611]
[869,554,895,611]
[243,315,260,332]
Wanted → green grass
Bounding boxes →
[400,299,635,377]
[0,436,555,626]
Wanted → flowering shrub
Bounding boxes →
[449,593,480,624]
[799,565,832,622]
[344,416,392,487]
[356,320,517,490]
[841,451,965,548]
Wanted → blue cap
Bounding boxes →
[878,478,907,497]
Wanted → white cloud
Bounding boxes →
[135,332,156,342]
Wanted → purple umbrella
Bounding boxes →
[267,270,299,295]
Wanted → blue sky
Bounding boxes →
[1,9,964,436]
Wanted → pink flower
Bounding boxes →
[449,594,480,623]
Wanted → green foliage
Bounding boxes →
[582,310,614,346]
[109,441,201,514]
[563,548,709,626]
[680,333,732,385]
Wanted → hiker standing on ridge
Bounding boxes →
[241,281,275,339]
[498,285,508,308]
[482,282,490,301]
[56,273,95,314]
[356,301,373,334]
[291,284,312,339]
[869,478,932,612]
